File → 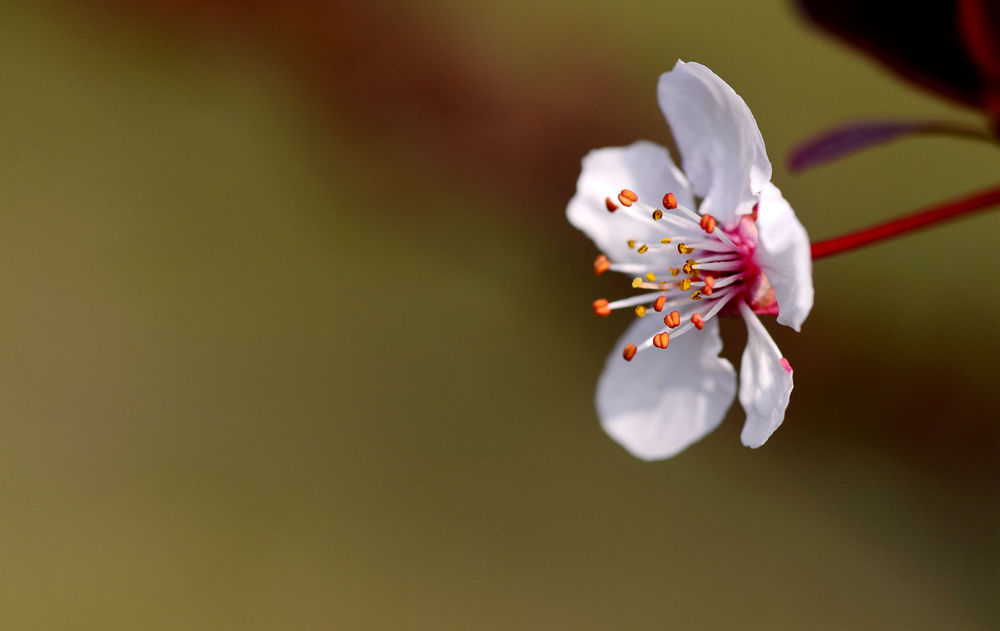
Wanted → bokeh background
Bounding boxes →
[0,1,997,628]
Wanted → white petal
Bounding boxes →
[737,301,794,449]
[596,314,736,460]
[657,61,772,227]
[754,182,814,331]
[567,141,694,264]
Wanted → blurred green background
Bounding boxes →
[0,1,997,628]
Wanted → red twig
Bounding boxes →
[811,184,1000,259]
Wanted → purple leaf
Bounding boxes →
[787,119,991,172]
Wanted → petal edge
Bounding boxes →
[597,315,736,460]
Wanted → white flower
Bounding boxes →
[567,61,814,460]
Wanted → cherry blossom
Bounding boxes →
[567,61,813,459]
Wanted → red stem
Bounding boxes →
[811,184,1000,259]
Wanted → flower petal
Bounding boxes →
[596,314,736,460]
[737,301,794,448]
[754,182,814,331]
[657,61,772,227]
[567,141,694,263]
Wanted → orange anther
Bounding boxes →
[623,344,637,361]
[702,276,715,296]
[605,197,619,212]
[700,213,717,233]
[663,310,680,328]
[691,313,705,330]
[593,254,611,275]
[662,193,677,209]
[653,331,670,349]
[653,295,667,312]
[618,189,638,206]
[592,298,611,317]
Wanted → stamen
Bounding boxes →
[692,260,745,272]
[711,272,745,289]
[703,277,716,290]
[630,199,699,233]
[627,240,636,249]
[700,214,717,233]
[594,254,611,275]
[679,278,692,291]
[692,253,742,264]
[660,238,672,244]
[691,313,705,330]
[652,209,663,221]
[681,240,737,253]
[630,280,669,291]
[605,197,619,213]
[677,243,696,254]
[592,298,611,316]
[653,332,670,349]
[637,244,649,254]
[662,193,677,209]
[711,226,736,249]
[623,344,637,361]
[663,310,681,328]
[618,189,638,206]
[606,292,671,310]
[662,288,739,341]
[645,272,657,282]
[669,201,704,224]
[634,306,646,317]
[653,295,668,312]
[625,201,694,237]
[608,262,646,274]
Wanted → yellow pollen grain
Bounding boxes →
[627,240,636,249]
[677,243,695,254]
[645,272,657,282]
[632,277,643,289]
[691,291,702,300]
[634,306,646,317]
[669,267,679,277]
[637,244,648,254]
[679,278,692,291]
[652,209,663,220]
[660,238,672,244]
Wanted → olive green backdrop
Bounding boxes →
[0,1,996,629]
